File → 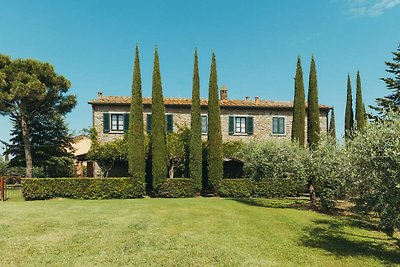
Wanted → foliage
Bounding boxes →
[87,129,127,177]
[329,109,336,140]
[0,54,76,177]
[346,113,400,234]
[207,53,223,191]
[253,179,302,198]
[222,140,244,158]
[345,74,354,138]
[151,48,167,190]
[128,44,145,179]
[237,140,308,184]
[166,126,190,178]
[370,44,400,119]
[22,177,145,200]
[190,49,202,192]
[355,71,366,130]
[307,55,321,149]
[292,56,306,146]
[306,136,349,212]
[157,178,196,198]
[7,112,75,177]
[218,178,254,198]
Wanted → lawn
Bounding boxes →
[0,197,399,266]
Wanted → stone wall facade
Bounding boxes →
[92,104,329,143]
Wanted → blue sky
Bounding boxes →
[0,0,399,154]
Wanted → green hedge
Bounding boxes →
[218,178,302,198]
[158,178,196,198]
[22,177,145,200]
[254,179,302,198]
[218,179,254,197]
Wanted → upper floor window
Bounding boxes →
[228,116,254,135]
[272,117,285,135]
[201,115,208,134]
[111,114,124,131]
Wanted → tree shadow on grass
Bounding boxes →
[232,197,310,210]
[300,219,400,265]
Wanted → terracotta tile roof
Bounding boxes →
[89,96,332,110]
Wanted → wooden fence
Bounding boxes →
[0,178,22,201]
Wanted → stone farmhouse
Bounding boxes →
[88,86,332,144]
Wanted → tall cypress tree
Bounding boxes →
[355,70,366,131]
[345,74,354,138]
[207,53,223,192]
[292,56,306,146]
[151,48,167,190]
[307,55,320,149]
[128,44,145,179]
[190,49,202,192]
[329,108,336,140]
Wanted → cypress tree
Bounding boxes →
[345,74,354,138]
[355,70,366,130]
[207,53,223,192]
[128,44,145,179]
[151,48,167,190]
[292,56,306,146]
[307,55,320,149]
[190,49,202,192]
[329,108,336,140]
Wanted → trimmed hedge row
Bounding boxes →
[22,178,145,200]
[218,178,302,198]
[158,178,196,198]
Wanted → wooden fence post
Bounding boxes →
[0,178,5,201]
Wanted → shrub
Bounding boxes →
[254,179,302,198]
[158,178,196,198]
[22,177,145,200]
[218,179,254,197]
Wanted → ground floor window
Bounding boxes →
[111,114,124,131]
[272,117,285,135]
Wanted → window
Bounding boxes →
[201,115,208,134]
[228,116,254,135]
[111,114,124,131]
[272,117,285,135]
[146,114,174,133]
[235,117,247,133]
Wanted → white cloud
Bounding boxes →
[342,0,400,17]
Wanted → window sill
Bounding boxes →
[232,133,251,136]
[108,131,125,134]
[271,133,286,136]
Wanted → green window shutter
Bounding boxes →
[228,116,234,135]
[103,113,110,133]
[166,114,173,133]
[246,116,254,135]
[279,117,285,134]
[123,113,130,132]
[146,114,152,133]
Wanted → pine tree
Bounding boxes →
[329,109,336,140]
[307,55,320,150]
[151,48,167,190]
[345,74,354,138]
[370,44,400,119]
[355,70,366,131]
[128,44,145,179]
[292,56,306,146]
[207,53,223,192]
[190,49,203,192]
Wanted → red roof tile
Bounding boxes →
[89,96,332,110]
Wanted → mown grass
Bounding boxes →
[0,197,399,266]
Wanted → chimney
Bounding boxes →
[255,96,259,103]
[98,91,103,99]
[220,85,228,100]
[245,96,250,101]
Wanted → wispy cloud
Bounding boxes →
[341,0,400,17]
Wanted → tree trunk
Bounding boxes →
[20,114,33,178]
[308,178,317,208]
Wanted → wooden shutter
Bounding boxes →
[246,116,254,135]
[166,114,173,133]
[279,118,285,134]
[146,114,152,133]
[123,113,130,132]
[103,113,110,133]
[228,116,234,135]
